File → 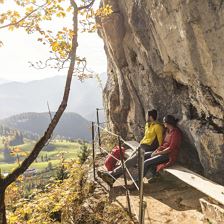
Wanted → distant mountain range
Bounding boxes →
[0,75,107,121]
[0,79,10,85]
[0,112,92,141]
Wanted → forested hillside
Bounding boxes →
[0,112,91,141]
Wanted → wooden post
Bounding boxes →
[92,122,96,181]
[138,146,145,224]
[118,137,132,218]
[16,153,20,166]
[96,108,102,151]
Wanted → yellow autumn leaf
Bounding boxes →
[66,6,72,12]
[68,30,75,38]
[8,215,18,223]
[13,147,22,153]
[51,41,59,51]
[19,151,28,156]
[56,11,66,18]
[18,20,24,26]
[8,25,14,31]
[26,6,34,14]
[13,11,20,18]
[76,160,80,164]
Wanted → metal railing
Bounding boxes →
[91,110,147,224]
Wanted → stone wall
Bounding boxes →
[98,0,224,184]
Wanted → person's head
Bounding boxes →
[163,115,179,129]
[147,109,157,122]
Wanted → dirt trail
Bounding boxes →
[109,172,207,224]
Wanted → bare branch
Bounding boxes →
[29,55,71,71]
[78,0,95,11]
[59,56,70,70]
[47,101,53,121]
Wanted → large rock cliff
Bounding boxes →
[98,0,224,184]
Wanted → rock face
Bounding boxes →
[98,0,224,184]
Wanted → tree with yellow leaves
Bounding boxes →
[0,0,112,223]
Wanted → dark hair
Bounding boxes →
[148,109,157,120]
[163,115,179,126]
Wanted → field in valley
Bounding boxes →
[0,137,85,173]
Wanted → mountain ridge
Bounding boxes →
[0,78,10,85]
[0,74,106,121]
[0,112,91,141]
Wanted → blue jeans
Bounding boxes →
[111,142,158,179]
[143,154,169,176]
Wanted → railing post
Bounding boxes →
[138,146,145,224]
[96,108,102,152]
[142,201,147,224]
[92,122,96,181]
[118,137,132,218]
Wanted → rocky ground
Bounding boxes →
[96,171,209,224]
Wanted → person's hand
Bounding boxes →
[151,151,158,157]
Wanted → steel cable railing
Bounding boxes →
[94,124,140,188]
[99,145,140,191]
[91,121,147,224]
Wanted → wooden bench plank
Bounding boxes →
[123,140,140,150]
[124,149,134,158]
[123,140,224,205]
[123,141,139,159]
[165,165,224,205]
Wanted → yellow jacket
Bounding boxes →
[140,122,163,146]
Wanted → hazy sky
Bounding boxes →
[0,1,107,82]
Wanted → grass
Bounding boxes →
[0,138,87,173]
[30,160,61,171]
[0,137,4,149]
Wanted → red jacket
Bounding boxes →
[156,128,182,172]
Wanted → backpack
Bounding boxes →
[104,146,125,171]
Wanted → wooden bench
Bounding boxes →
[165,165,224,205]
[124,140,140,151]
[123,140,139,158]
[123,140,224,206]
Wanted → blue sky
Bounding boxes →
[0,0,107,82]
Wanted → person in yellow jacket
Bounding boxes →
[140,110,163,152]
[98,109,164,187]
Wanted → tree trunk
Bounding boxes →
[0,1,95,223]
[3,2,78,189]
[0,3,79,223]
[0,188,6,224]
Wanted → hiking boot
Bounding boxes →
[97,171,115,187]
